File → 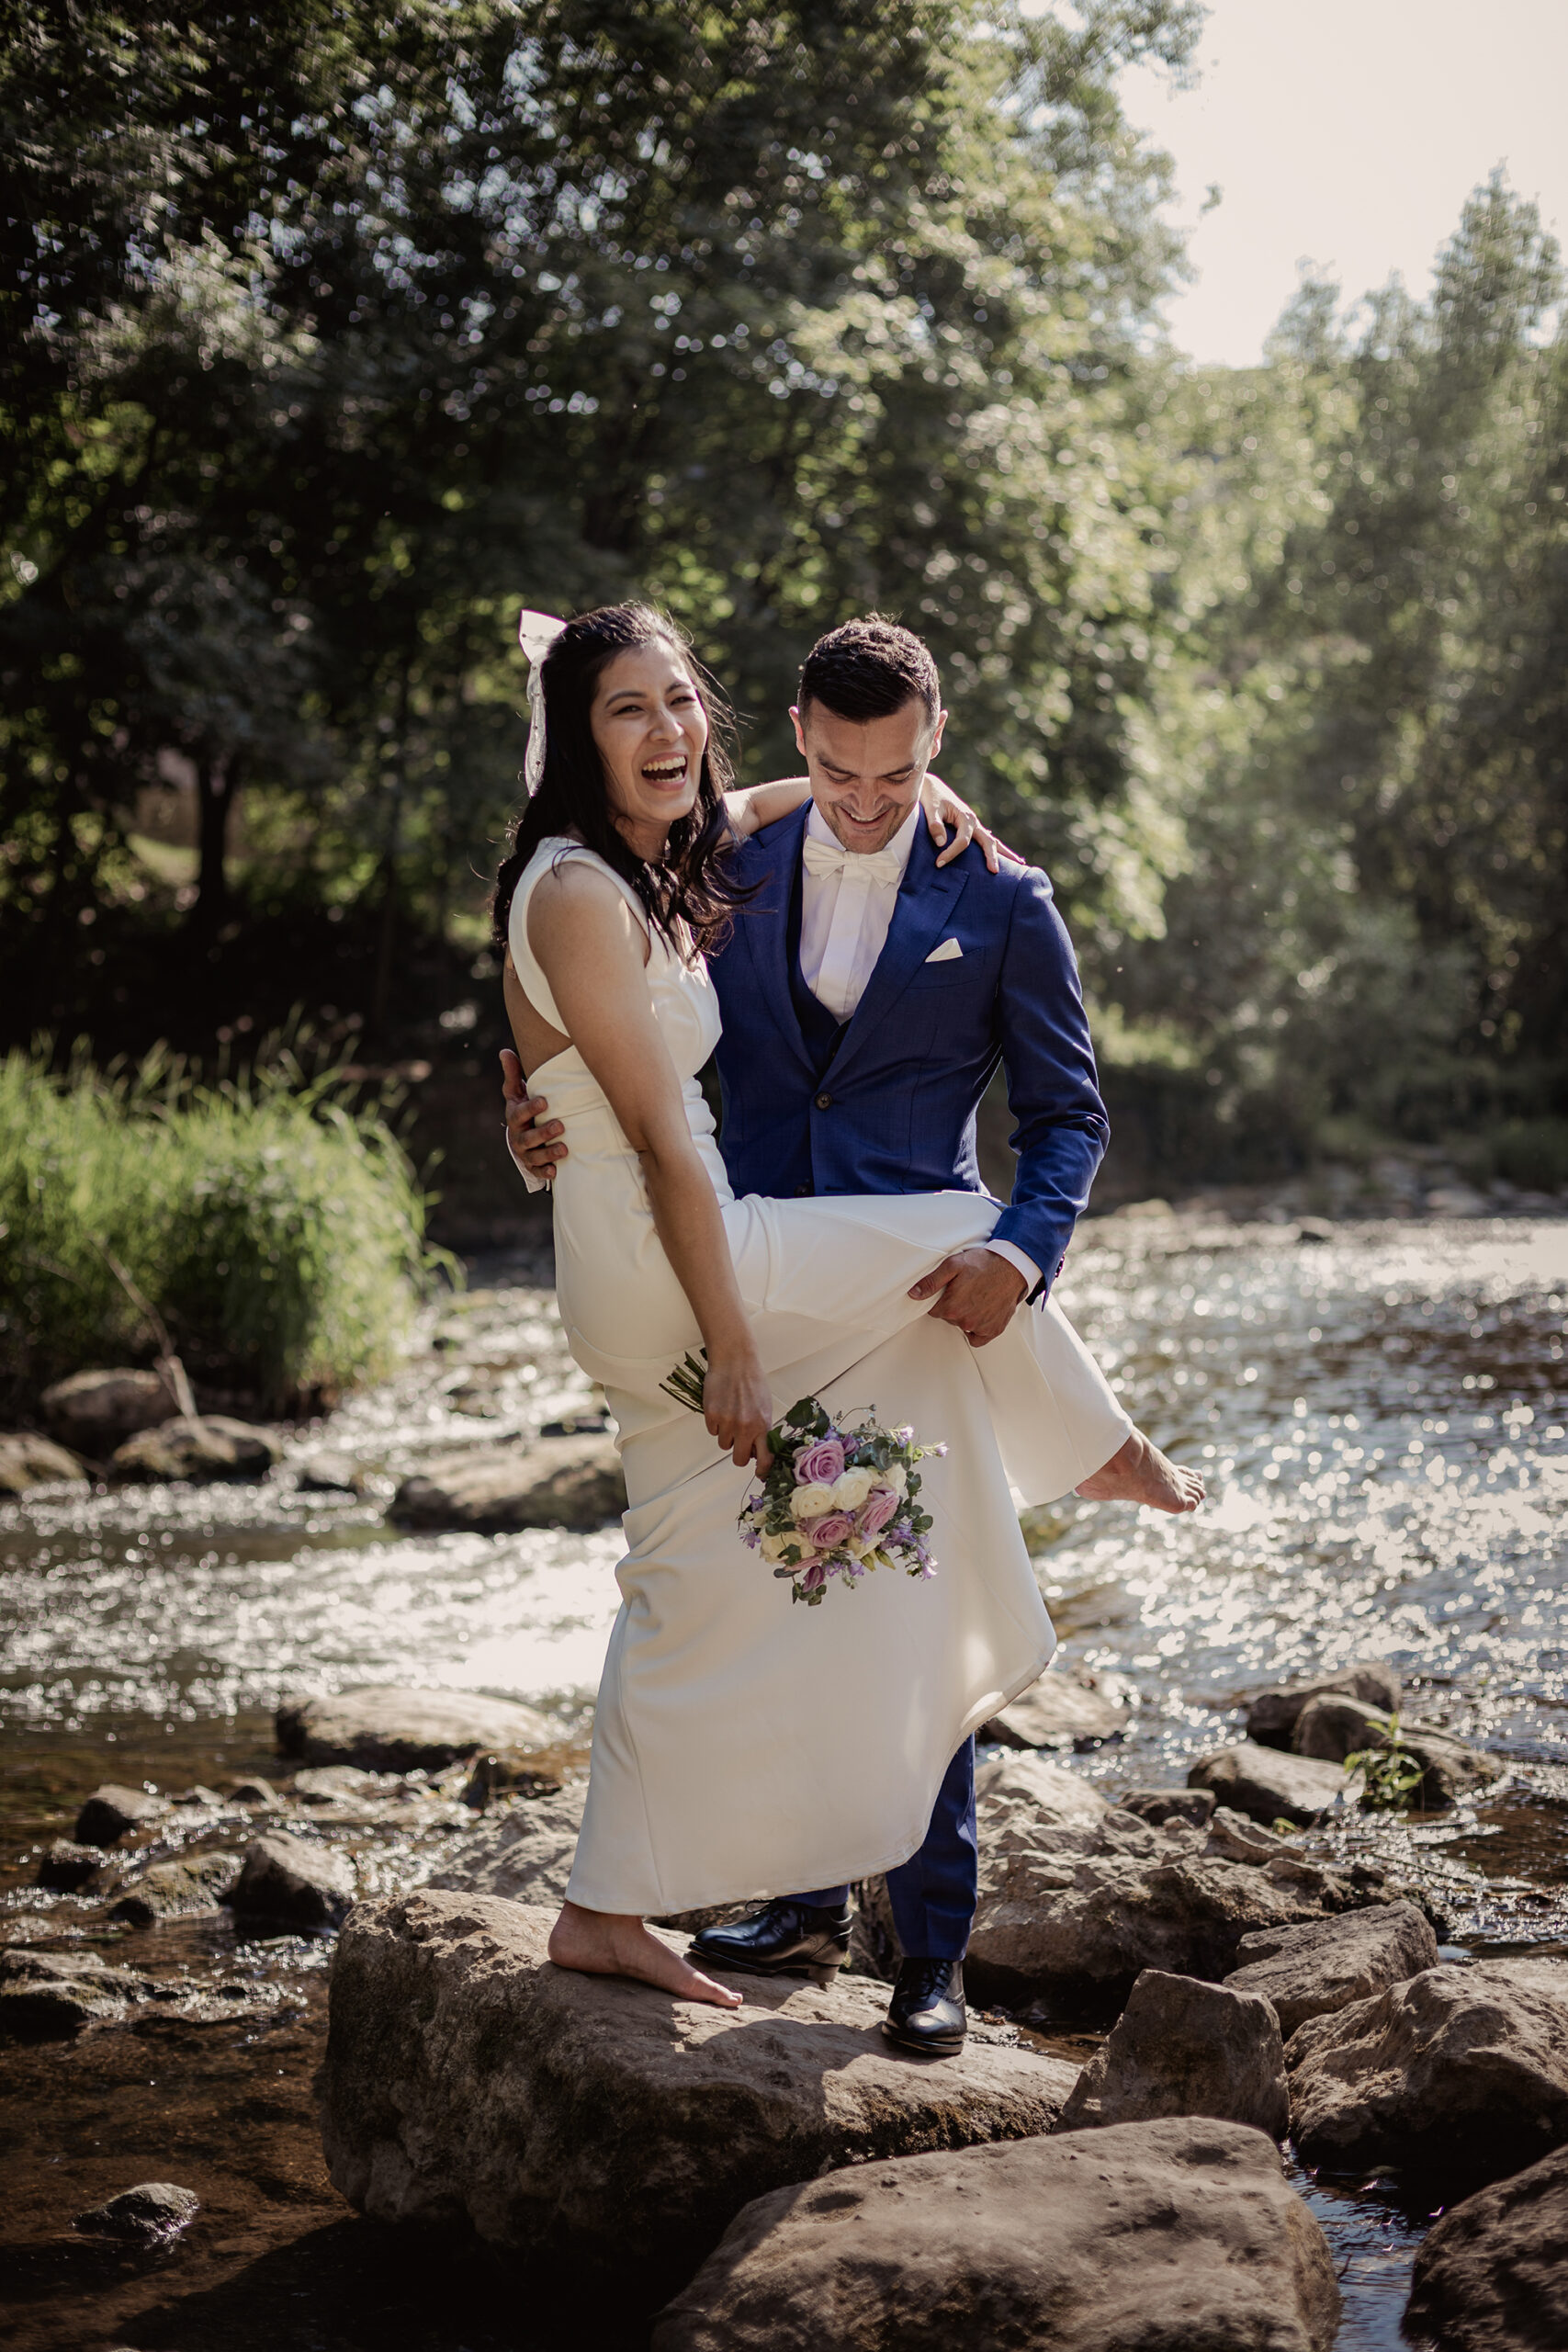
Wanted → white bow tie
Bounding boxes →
[802,832,908,888]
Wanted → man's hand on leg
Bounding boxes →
[501,1047,568,1182]
[908,1249,1026,1346]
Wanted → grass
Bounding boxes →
[0,1038,452,1414]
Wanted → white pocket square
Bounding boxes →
[925,937,963,964]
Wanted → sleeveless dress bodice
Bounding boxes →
[509,836,731,1205]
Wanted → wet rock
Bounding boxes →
[1116,1786,1216,1830]
[973,1749,1114,1826]
[1288,1959,1568,2185]
[74,1783,164,1847]
[108,1850,243,1927]
[321,1892,1078,2303]
[1224,1903,1440,2038]
[981,1666,1132,1750]
[389,1434,626,1532]
[961,1782,1390,2007]
[1056,1969,1289,2140]
[652,2118,1340,2352]
[1292,1694,1504,1808]
[0,1949,145,2038]
[111,1414,280,1484]
[40,1366,179,1454]
[276,1684,557,1773]
[73,2182,199,2242]
[229,1778,280,1808]
[1404,2142,1568,2351]
[1188,1740,1355,1826]
[297,1451,366,1493]
[429,1785,587,1906]
[37,1838,105,1892]
[227,1831,355,1929]
[1245,1661,1402,1749]
[0,1431,88,1493]
[292,1764,386,1804]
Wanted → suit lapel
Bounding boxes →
[736,804,816,1080]
[829,828,969,1083]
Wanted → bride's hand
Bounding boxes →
[704,1350,774,1475]
[920,774,1019,872]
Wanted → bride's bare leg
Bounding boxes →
[547,1901,745,2007]
[1076,1427,1204,1513]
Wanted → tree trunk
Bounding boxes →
[194,755,233,929]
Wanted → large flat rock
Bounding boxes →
[321,1892,1078,2305]
[1404,2142,1568,2351]
[1288,1960,1568,2187]
[1224,1903,1439,2037]
[276,1685,556,1772]
[652,2118,1340,2352]
[1188,1740,1354,1826]
[389,1436,626,1532]
[40,1366,179,1454]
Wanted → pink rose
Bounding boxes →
[795,1438,846,1487]
[804,1511,854,1549]
[855,1486,899,1541]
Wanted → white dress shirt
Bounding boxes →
[798,805,1040,1299]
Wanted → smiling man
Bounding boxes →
[503,613,1200,2055]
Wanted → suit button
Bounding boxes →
[814,1091,833,1110]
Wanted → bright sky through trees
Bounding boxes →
[1101,0,1568,364]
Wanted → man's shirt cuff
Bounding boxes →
[984,1238,1041,1295]
[508,1136,550,1194]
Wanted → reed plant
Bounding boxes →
[0,1038,448,1411]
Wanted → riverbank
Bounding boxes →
[3,1210,1565,2346]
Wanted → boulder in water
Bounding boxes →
[652,2118,1340,2352]
[1224,1903,1439,2037]
[74,1783,165,1847]
[37,1838,106,1892]
[0,1948,146,2038]
[1291,1693,1503,1808]
[1243,1661,1402,1749]
[389,1435,626,1532]
[429,1785,587,1906]
[276,1684,558,1773]
[980,1666,1131,1750]
[0,1431,88,1492]
[227,1831,355,1929]
[111,1414,279,1484]
[73,2182,199,2242]
[1187,1740,1355,1826]
[1288,1959,1568,2185]
[40,1365,179,1454]
[108,1850,243,1927]
[1403,2143,1568,2351]
[1055,1967,1289,2139]
[321,1892,1078,2306]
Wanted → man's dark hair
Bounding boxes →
[797,616,941,727]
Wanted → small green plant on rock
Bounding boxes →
[1344,1713,1427,1810]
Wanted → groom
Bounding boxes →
[504,616,1198,2054]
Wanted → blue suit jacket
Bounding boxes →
[708,807,1108,1295]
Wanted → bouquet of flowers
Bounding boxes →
[743,1395,944,1607]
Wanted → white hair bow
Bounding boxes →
[518,608,569,793]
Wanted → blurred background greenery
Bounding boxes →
[5,0,1565,1248]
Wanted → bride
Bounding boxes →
[496,602,1143,2015]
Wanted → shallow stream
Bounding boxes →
[4,1213,1565,2349]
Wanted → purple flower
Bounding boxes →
[799,1562,828,1593]
[855,1486,899,1542]
[795,1437,847,1487]
[804,1510,854,1548]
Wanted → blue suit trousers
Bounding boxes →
[796,1737,977,1961]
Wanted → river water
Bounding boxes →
[3,1212,1566,2349]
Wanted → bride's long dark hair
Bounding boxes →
[491,603,750,955]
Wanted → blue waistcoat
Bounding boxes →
[707,806,1109,1295]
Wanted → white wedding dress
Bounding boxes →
[510,838,1130,1917]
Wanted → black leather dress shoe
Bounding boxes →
[882,1956,966,2056]
[690,1898,852,1981]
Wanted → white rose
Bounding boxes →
[886,1463,908,1497]
[761,1529,811,1564]
[829,1466,877,1511]
[790,1483,837,1522]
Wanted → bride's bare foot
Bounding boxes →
[1075,1429,1204,1514]
[547,1900,745,2008]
